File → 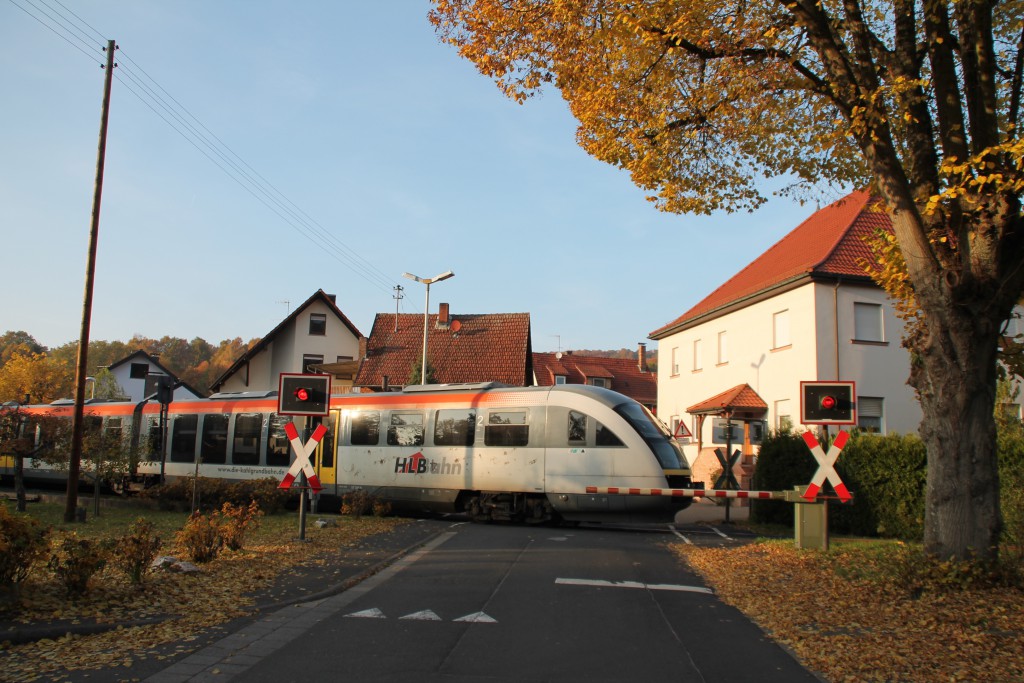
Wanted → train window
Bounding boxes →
[350,411,380,445]
[85,415,103,436]
[434,409,476,446]
[485,410,529,447]
[614,401,686,468]
[104,417,123,443]
[568,411,587,445]
[595,421,625,447]
[232,413,262,465]
[200,414,229,465]
[266,414,291,467]
[388,412,424,446]
[170,414,198,463]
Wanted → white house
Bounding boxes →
[106,350,203,403]
[649,190,1022,476]
[210,289,363,394]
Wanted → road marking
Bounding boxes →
[453,612,497,623]
[400,610,442,621]
[556,578,713,595]
[710,526,732,540]
[668,525,692,544]
[346,608,386,619]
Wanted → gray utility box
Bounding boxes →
[783,486,829,551]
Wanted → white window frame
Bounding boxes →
[693,339,703,371]
[854,302,884,342]
[717,331,728,365]
[773,309,791,349]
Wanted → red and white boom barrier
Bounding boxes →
[585,486,786,500]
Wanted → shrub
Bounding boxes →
[341,490,373,518]
[0,503,51,589]
[47,533,109,597]
[141,477,292,513]
[372,498,393,517]
[830,432,927,539]
[219,501,262,551]
[749,430,817,526]
[111,518,162,584]
[176,511,223,563]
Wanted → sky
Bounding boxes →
[2,0,832,355]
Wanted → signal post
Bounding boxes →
[277,373,331,540]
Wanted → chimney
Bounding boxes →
[638,342,647,372]
[327,293,337,304]
[437,302,450,329]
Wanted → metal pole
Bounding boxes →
[421,282,430,384]
[65,39,116,524]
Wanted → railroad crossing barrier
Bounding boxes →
[585,484,835,550]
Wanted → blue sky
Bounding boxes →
[3,0,827,354]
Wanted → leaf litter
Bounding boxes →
[674,541,1024,683]
[0,516,410,682]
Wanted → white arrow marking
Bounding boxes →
[556,578,713,595]
[453,612,497,623]
[400,610,442,621]
[345,608,386,619]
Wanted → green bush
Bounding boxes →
[830,432,927,539]
[47,533,109,597]
[749,429,817,526]
[111,518,162,584]
[0,503,51,589]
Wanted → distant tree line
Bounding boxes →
[0,330,256,403]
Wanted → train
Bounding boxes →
[1,382,696,523]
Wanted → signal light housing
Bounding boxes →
[801,381,856,425]
[278,374,331,416]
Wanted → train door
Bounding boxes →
[314,409,340,492]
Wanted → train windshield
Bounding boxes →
[614,402,685,469]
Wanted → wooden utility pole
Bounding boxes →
[65,40,116,523]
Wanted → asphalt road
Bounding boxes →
[145,517,818,683]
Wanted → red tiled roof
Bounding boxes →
[650,190,890,338]
[355,312,532,388]
[533,351,657,406]
[687,384,768,414]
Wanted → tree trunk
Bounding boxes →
[913,297,1003,563]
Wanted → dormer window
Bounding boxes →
[309,313,327,336]
[589,377,608,388]
[554,375,567,385]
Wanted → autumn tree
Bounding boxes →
[0,351,73,404]
[431,0,1024,562]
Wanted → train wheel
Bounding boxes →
[467,496,492,524]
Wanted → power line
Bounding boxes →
[8,0,401,296]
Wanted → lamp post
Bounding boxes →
[403,270,454,384]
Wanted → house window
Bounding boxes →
[693,339,703,371]
[309,313,327,336]
[774,399,792,432]
[857,397,884,433]
[302,354,324,373]
[554,375,567,385]
[773,310,791,349]
[717,331,728,365]
[854,302,884,342]
[671,347,679,375]
[130,363,148,379]
[589,377,608,388]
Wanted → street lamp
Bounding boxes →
[403,270,454,384]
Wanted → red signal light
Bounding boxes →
[294,387,310,402]
[820,395,837,410]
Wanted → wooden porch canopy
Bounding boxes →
[686,383,768,454]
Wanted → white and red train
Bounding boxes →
[3,383,695,523]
